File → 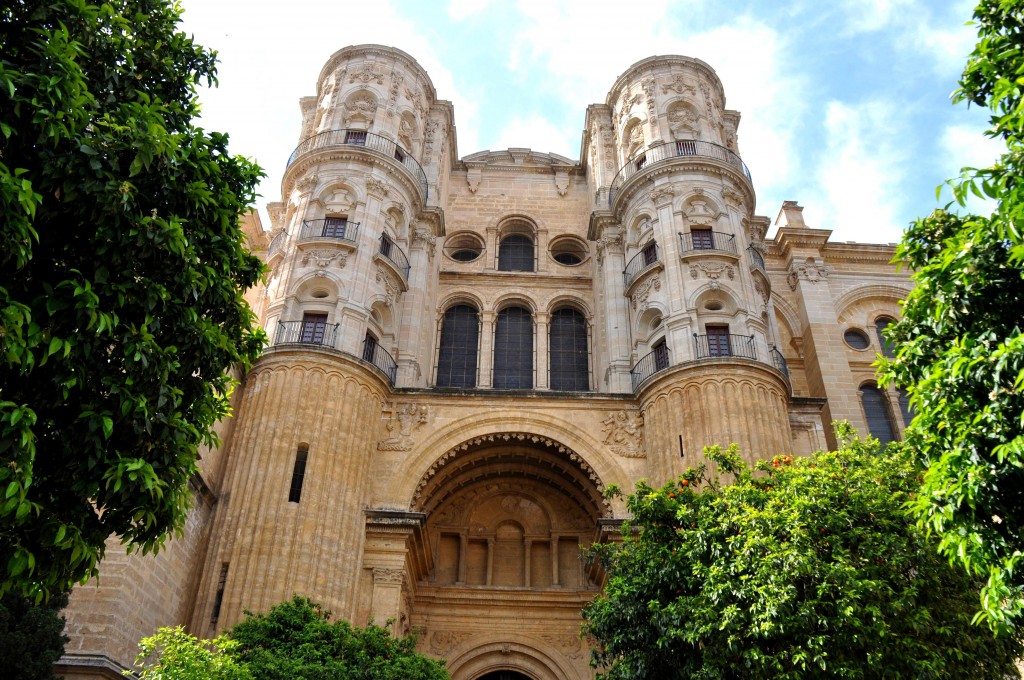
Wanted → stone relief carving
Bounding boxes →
[430,631,471,655]
[649,186,675,206]
[325,187,355,212]
[602,410,646,458]
[662,72,697,96]
[721,186,745,212]
[689,262,735,289]
[344,95,377,126]
[375,266,402,308]
[349,62,384,84]
[685,198,717,226]
[366,177,390,198]
[386,70,403,117]
[668,104,700,140]
[377,403,429,451]
[296,173,318,194]
[539,634,584,660]
[753,277,770,310]
[413,227,437,258]
[787,260,832,290]
[594,230,623,264]
[372,567,404,585]
[641,78,657,132]
[630,274,661,310]
[554,169,570,197]
[301,249,348,269]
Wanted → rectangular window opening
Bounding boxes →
[210,562,229,627]
[288,445,309,503]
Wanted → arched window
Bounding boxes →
[493,306,533,389]
[437,304,479,387]
[875,316,896,358]
[549,308,589,391]
[498,234,534,272]
[897,387,914,428]
[861,383,896,445]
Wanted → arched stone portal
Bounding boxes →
[409,433,605,680]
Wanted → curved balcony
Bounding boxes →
[747,245,766,273]
[623,242,660,289]
[267,231,286,262]
[287,129,428,201]
[377,233,411,283]
[694,333,756,361]
[273,320,340,348]
[678,231,738,256]
[362,336,398,384]
[630,345,671,391]
[609,140,751,207]
[769,347,789,380]
[299,219,360,246]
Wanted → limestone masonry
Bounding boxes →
[57,45,912,680]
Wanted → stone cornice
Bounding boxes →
[774,226,833,258]
[606,55,725,108]
[438,270,592,287]
[316,44,437,101]
[612,159,754,219]
[282,146,425,210]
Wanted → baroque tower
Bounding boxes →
[59,46,912,680]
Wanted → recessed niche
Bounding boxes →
[549,237,588,266]
[311,288,330,299]
[704,300,724,311]
[444,232,485,262]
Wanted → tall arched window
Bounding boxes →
[549,308,589,391]
[437,304,479,387]
[498,234,534,272]
[493,306,533,389]
[897,387,914,428]
[861,383,896,445]
[875,316,896,358]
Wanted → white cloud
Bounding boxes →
[807,100,908,242]
[448,0,492,20]
[837,0,916,34]
[938,123,1003,214]
[489,115,576,158]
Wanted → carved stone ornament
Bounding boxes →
[296,173,318,194]
[365,177,390,198]
[375,266,402,308]
[554,169,570,197]
[301,249,348,269]
[349,62,384,84]
[692,261,733,280]
[539,634,584,660]
[686,198,717,226]
[662,72,697,96]
[787,260,832,290]
[372,567,404,585]
[649,186,675,206]
[602,410,646,458]
[466,166,481,193]
[325,188,354,212]
[386,71,403,116]
[413,227,437,258]
[722,186,745,211]
[430,631,472,655]
[630,274,661,310]
[594,230,623,264]
[377,403,429,451]
[344,95,377,126]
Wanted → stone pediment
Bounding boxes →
[460,148,578,170]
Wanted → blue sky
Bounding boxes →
[180,0,999,244]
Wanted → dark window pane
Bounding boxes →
[498,234,534,272]
[300,313,328,344]
[345,130,366,145]
[437,305,479,387]
[875,317,896,358]
[322,217,348,238]
[692,228,714,250]
[653,339,670,370]
[549,309,588,391]
[642,242,657,266]
[493,306,533,389]
[288,445,308,503]
[861,384,896,445]
[676,140,696,155]
[362,332,378,363]
[897,387,914,428]
[844,329,870,350]
[706,325,731,357]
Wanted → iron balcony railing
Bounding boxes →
[378,234,411,282]
[769,347,790,379]
[286,129,428,200]
[630,346,672,391]
[748,245,766,273]
[694,333,757,361]
[678,231,738,255]
[623,242,659,289]
[299,219,360,245]
[609,140,751,206]
[362,338,398,384]
[267,231,286,259]
[273,320,340,348]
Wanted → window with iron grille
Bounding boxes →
[875,317,896,358]
[436,305,479,387]
[642,241,657,266]
[549,308,589,391]
[288,445,308,503]
[691,228,714,250]
[362,332,379,363]
[653,338,670,371]
[706,325,731,357]
[345,130,367,145]
[676,139,697,155]
[498,234,534,272]
[322,216,348,238]
[861,383,896,445]
[300,313,328,344]
[493,306,533,389]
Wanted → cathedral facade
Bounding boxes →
[58,45,912,680]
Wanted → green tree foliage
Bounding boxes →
[0,0,265,600]
[0,592,69,680]
[878,0,1024,631]
[227,596,450,680]
[583,428,1024,679]
[129,627,251,680]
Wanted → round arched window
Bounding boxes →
[844,328,870,350]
